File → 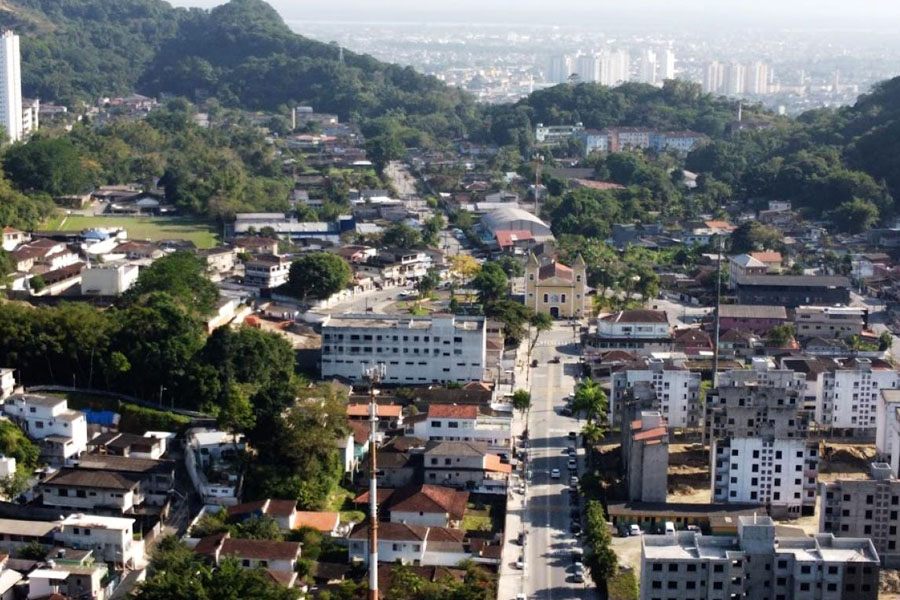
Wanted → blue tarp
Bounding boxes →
[81,409,118,426]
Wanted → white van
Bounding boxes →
[664,521,676,535]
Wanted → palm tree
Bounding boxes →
[572,378,608,425]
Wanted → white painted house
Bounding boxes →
[3,394,87,464]
[56,514,142,568]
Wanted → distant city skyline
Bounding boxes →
[170,0,900,28]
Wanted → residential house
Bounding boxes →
[24,556,108,600]
[112,240,164,261]
[346,404,404,435]
[294,511,341,536]
[728,254,768,289]
[74,454,175,507]
[355,484,468,528]
[423,441,510,495]
[586,309,672,355]
[672,328,713,355]
[194,532,300,586]
[227,499,298,531]
[86,432,167,459]
[3,394,88,464]
[355,248,432,286]
[0,519,57,554]
[750,251,783,273]
[494,230,535,255]
[0,369,14,400]
[232,237,279,256]
[243,254,291,289]
[80,262,139,296]
[411,404,511,452]
[40,469,141,514]
[56,514,141,567]
[348,522,468,567]
[185,429,245,506]
[794,306,866,340]
[198,247,237,274]
[362,436,424,489]
[1,227,27,251]
[524,252,587,319]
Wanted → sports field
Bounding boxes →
[43,215,219,249]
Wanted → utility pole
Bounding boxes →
[706,236,723,446]
[533,153,543,216]
[363,363,386,600]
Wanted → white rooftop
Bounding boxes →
[61,514,135,530]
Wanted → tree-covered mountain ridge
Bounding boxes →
[0,0,480,140]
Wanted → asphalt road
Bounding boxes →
[523,324,591,599]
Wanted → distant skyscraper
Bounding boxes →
[724,62,745,96]
[659,48,675,81]
[598,50,629,87]
[0,31,22,142]
[547,54,574,84]
[575,53,599,83]
[702,61,725,94]
[744,61,769,95]
[638,49,658,85]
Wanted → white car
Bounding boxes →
[630,524,642,536]
[550,468,561,479]
[516,556,526,570]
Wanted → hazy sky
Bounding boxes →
[169,0,900,27]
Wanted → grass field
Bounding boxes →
[44,215,219,249]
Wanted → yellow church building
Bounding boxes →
[524,251,587,318]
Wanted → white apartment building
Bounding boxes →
[0,31,22,142]
[80,262,139,296]
[876,389,900,477]
[321,314,486,384]
[411,404,511,450]
[587,309,671,354]
[3,394,87,464]
[56,514,142,568]
[712,436,819,517]
[610,359,700,429]
[818,359,900,435]
[641,516,880,600]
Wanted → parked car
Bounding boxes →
[573,571,585,583]
[550,356,561,364]
[531,359,539,367]
[568,459,577,470]
[560,407,572,417]
[570,475,579,486]
[629,524,642,536]
[665,521,676,535]
[571,522,582,535]
[567,447,577,456]
[515,556,526,570]
[550,468,560,479]
[568,431,577,439]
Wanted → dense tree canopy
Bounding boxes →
[284,252,352,300]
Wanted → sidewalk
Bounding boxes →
[497,340,530,600]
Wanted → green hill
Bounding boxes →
[0,0,478,140]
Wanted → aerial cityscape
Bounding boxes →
[0,0,898,599]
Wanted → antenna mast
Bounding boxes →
[363,363,386,600]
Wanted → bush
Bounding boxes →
[118,403,191,434]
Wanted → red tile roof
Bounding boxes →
[346,404,403,418]
[633,426,667,442]
[494,230,534,249]
[293,511,339,532]
[388,485,469,520]
[538,261,573,282]
[349,420,370,445]
[427,404,478,419]
[226,498,296,519]
[750,251,782,263]
[350,521,428,541]
[220,538,301,561]
[484,454,512,474]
